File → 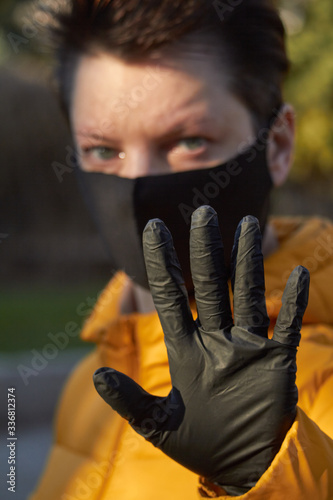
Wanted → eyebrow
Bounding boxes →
[157,116,217,143]
[75,117,216,144]
[75,131,121,145]
[75,98,219,144]
[155,89,219,137]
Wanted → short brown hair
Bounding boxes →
[39,0,289,128]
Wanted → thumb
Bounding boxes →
[93,368,185,444]
[93,367,155,424]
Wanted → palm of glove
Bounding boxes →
[94,207,309,496]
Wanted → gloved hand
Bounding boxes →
[93,206,309,496]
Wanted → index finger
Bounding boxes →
[143,219,195,357]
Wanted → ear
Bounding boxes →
[267,103,295,187]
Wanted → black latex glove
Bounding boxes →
[93,206,309,496]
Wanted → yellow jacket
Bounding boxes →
[31,217,333,499]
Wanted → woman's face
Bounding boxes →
[71,46,258,178]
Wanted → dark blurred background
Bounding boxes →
[0,3,111,497]
[0,1,333,498]
[0,0,112,355]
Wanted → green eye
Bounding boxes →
[92,147,117,160]
[178,138,205,151]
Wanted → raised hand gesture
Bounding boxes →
[94,206,309,496]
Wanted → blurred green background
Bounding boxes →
[280,0,333,180]
[1,0,333,352]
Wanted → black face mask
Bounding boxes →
[77,139,273,290]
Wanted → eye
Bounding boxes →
[86,146,118,161]
[172,137,207,154]
[181,137,205,150]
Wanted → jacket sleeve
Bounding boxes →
[198,407,333,499]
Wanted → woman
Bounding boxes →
[30,1,333,498]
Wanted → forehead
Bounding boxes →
[70,43,252,141]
